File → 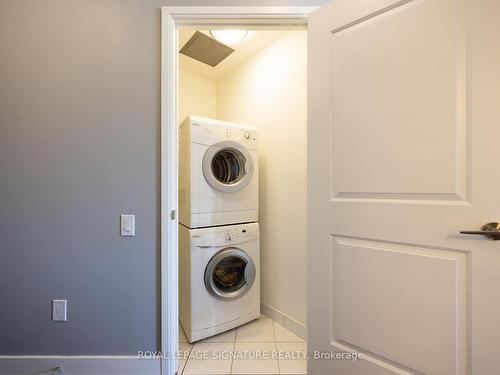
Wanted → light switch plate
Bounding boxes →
[120,214,135,236]
[52,300,67,322]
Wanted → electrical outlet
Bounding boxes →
[52,300,67,322]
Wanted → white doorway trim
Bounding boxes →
[161,6,316,375]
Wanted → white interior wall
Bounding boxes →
[178,30,307,327]
[179,69,216,122]
[216,31,307,326]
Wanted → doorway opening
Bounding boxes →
[161,6,316,375]
[178,27,306,375]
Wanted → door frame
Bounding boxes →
[161,6,316,375]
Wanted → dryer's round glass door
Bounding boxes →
[204,248,256,301]
[212,150,245,184]
[202,141,254,193]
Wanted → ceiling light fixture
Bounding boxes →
[209,30,249,45]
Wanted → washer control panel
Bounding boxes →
[220,226,259,244]
[191,223,259,248]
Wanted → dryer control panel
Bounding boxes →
[190,223,259,248]
[185,115,258,150]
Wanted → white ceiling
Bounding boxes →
[179,29,287,82]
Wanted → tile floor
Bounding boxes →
[179,315,307,374]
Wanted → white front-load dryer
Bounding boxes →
[179,222,260,343]
[179,115,258,228]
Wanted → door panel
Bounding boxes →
[332,237,467,374]
[308,0,500,374]
[330,0,467,200]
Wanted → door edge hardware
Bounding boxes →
[460,222,500,240]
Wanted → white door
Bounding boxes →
[308,0,500,374]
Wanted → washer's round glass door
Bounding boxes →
[204,248,256,301]
[202,141,253,193]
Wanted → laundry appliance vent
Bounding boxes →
[180,31,235,67]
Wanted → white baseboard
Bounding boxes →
[260,302,307,340]
[0,356,161,375]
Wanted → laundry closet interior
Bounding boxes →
[177,27,308,374]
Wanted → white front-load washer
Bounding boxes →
[179,222,260,343]
[179,115,258,228]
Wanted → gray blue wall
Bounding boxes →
[0,0,324,355]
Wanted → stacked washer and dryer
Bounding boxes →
[179,115,260,343]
